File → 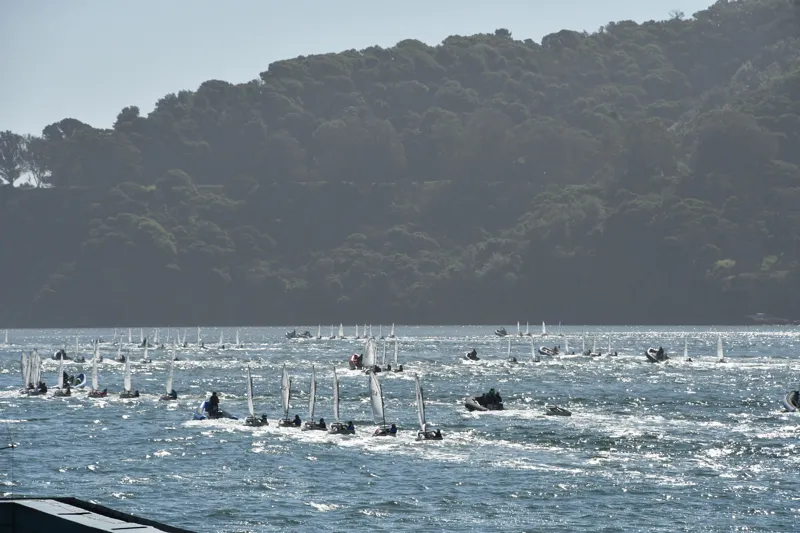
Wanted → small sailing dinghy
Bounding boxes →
[389,323,396,339]
[52,354,71,397]
[370,372,396,437]
[119,352,139,398]
[716,335,726,363]
[244,367,268,426]
[114,342,125,363]
[192,397,237,420]
[278,364,296,427]
[159,344,178,401]
[302,365,326,430]
[328,366,354,434]
[20,350,45,395]
[140,342,151,364]
[88,346,107,398]
[415,374,442,441]
[391,339,403,372]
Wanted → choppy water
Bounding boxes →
[1,326,799,532]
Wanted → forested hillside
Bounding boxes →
[2,0,800,327]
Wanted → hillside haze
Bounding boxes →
[1,0,799,327]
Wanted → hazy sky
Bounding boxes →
[2,0,713,136]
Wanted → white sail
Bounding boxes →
[154,328,159,345]
[143,343,149,362]
[592,337,597,354]
[607,336,611,354]
[281,364,291,419]
[542,321,547,336]
[236,328,241,346]
[532,338,539,362]
[390,323,395,337]
[507,338,511,357]
[4,329,7,344]
[338,323,344,338]
[525,322,529,335]
[57,355,64,389]
[316,325,321,339]
[166,328,170,343]
[20,352,29,387]
[219,331,223,346]
[183,328,188,345]
[332,366,340,422]
[91,349,99,390]
[582,335,586,353]
[379,324,383,338]
[196,327,201,345]
[368,371,385,426]
[246,367,256,418]
[717,335,724,362]
[139,328,144,344]
[564,336,569,354]
[75,336,80,359]
[394,340,399,367]
[330,325,334,338]
[307,365,317,422]
[363,338,377,367]
[123,350,132,391]
[128,328,132,343]
[382,340,387,365]
[31,350,41,386]
[517,321,520,335]
[166,345,176,394]
[684,336,688,359]
[355,324,359,339]
[414,373,426,432]
[369,325,373,338]
[116,341,122,362]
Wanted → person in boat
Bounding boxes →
[347,421,355,433]
[167,389,178,400]
[293,414,301,426]
[37,381,47,394]
[657,347,664,359]
[435,429,442,438]
[183,342,188,348]
[469,348,477,358]
[389,423,397,435]
[200,342,205,349]
[132,390,140,398]
[318,418,326,429]
[208,392,220,416]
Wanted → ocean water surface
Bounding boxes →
[1,325,799,532]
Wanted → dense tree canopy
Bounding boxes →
[2,0,800,327]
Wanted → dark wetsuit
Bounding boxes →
[208,394,220,415]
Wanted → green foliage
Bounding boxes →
[2,0,800,326]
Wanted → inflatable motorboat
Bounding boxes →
[545,404,572,416]
[495,328,508,337]
[645,348,668,363]
[417,429,443,441]
[286,329,313,339]
[328,422,355,435]
[464,395,504,412]
[538,346,559,356]
[245,415,269,427]
[782,390,800,412]
[193,400,237,420]
[53,349,70,360]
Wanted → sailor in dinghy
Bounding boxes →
[244,367,268,426]
[328,366,355,435]
[414,374,443,441]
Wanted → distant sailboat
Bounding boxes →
[141,342,151,363]
[244,366,267,426]
[389,323,396,339]
[524,322,530,337]
[392,339,402,372]
[4,329,8,345]
[355,324,360,340]
[717,335,725,363]
[235,328,241,347]
[52,353,70,397]
[88,344,106,397]
[517,321,521,337]
[128,328,132,344]
[542,322,547,337]
[531,338,540,362]
[684,336,689,360]
[218,330,224,349]
[196,327,201,346]
[316,325,322,340]
[338,323,345,339]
